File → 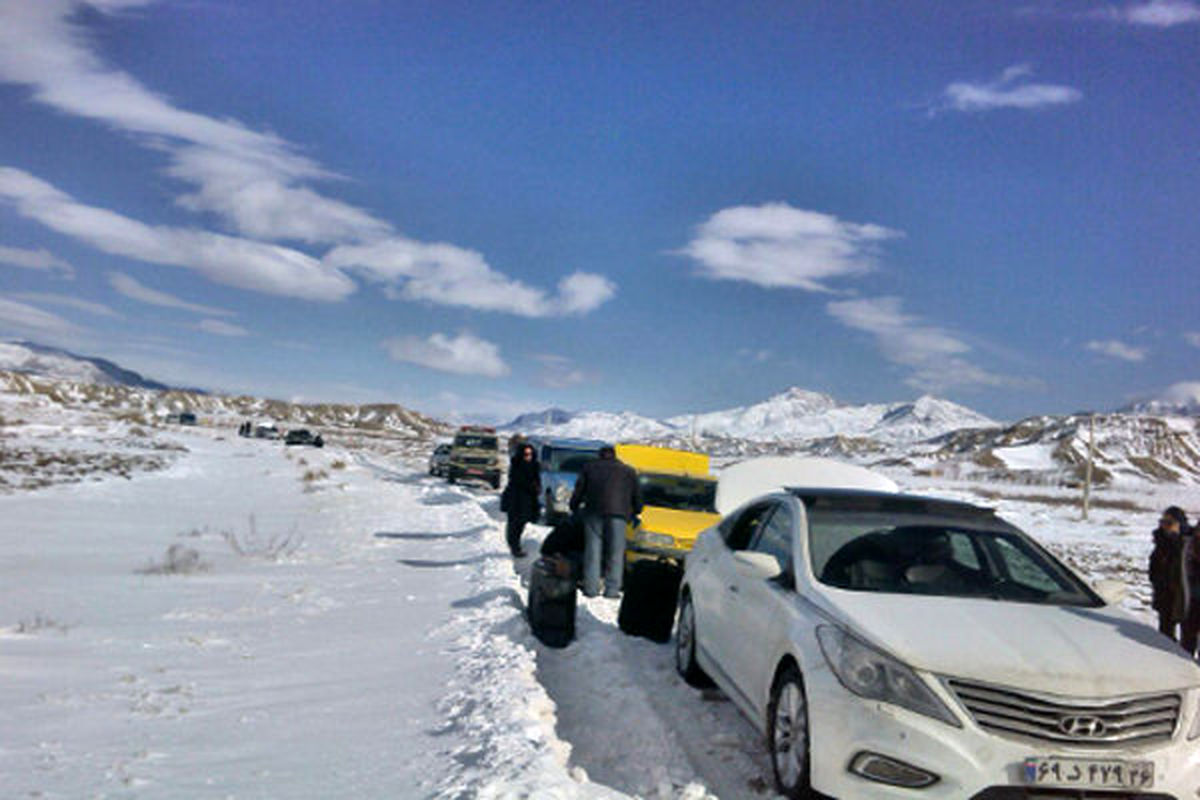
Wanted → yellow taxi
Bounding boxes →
[616,444,719,564]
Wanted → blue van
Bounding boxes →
[529,437,609,523]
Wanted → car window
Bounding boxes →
[807,506,1100,606]
[724,503,773,551]
[749,503,792,571]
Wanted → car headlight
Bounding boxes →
[1188,693,1200,740]
[816,625,960,727]
[636,530,675,549]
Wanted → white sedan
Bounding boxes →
[676,485,1200,799]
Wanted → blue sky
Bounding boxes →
[0,0,1197,422]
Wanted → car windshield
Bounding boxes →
[807,506,1100,607]
[544,449,598,473]
[454,435,497,449]
[639,473,716,513]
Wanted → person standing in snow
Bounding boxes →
[500,443,541,558]
[569,445,643,598]
[1179,513,1200,657]
[1149,506,1190,642]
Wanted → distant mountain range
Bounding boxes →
[503,387,998,446]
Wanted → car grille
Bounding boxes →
[946,679,1180,748]
[460,456,492,466]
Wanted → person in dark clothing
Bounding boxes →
[1149,506,1190,642]
[569,445,643,598]
[501,443,541,557]
[1178,512,1200,657]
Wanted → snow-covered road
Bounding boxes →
[3,420,1192,798]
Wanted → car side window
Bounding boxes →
[750,503,793,571]
[724,504,773,551]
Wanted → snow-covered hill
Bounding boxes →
[0,370,447,447]
[0,341,173,390]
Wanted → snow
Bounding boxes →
[2,380,1198,798]
[993,443,1057,471]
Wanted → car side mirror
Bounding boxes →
[1094,578,1127,606]
[732,550,783,581]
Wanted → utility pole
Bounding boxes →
[1082,413,1096,521]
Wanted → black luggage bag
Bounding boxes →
[618,559,683,643]
[528,556,577,648]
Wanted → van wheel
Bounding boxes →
[768,664,815,799]
[674,594,712,687]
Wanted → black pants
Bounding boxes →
[506,516,528,554]
[1159,613,1177,641]
[1182,601,1200,657]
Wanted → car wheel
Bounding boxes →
[674,593,712,687]
[768,664,815,799]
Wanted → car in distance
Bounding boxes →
[676,457,1200,799]
[428,443,452,476]
[447,425,502,489]
[254,423,281,440]
[529,437,607,523]
[284,428,324,447]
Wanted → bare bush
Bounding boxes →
[16,614,70,634]
[221,515,303,561]
[302,469,328,483]
[330,460,347,470]
[137,544,209,575]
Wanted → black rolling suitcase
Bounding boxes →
[618,559,683,643]
[528,556,577,648]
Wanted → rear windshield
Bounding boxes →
[543,448,599,473]
[454,435,497,449]
[639,473,716,513]
[807,506,1099,607]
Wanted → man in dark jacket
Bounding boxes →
[569,445,643,598]
[1150,506,1190,642]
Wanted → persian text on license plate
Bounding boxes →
[1023,757,1154,789]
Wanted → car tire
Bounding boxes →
[674,593,712,687]
[768,663,816,799]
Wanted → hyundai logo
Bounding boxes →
[1059,715,1108,738]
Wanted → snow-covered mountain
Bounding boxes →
[0,341,173,391]
[506,387,996,447]
[668,389,996,444]
[1122,382,1200,417]
[509,409,677,442]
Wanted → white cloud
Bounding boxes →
[1085,339,1148,361]
[326,238,615,316]
[0,295,79,337]
[1184,331,1200,348]
[107,271,237,317]
[13,292,122,318]
[0,244,74,277]
[939,64,1082,113]
[827,296,1034,391]
[0,168,355,301]
[197,318,249,337]
[1160,381,1200,406]
[1092,0,1200,26]
[680,203,902,292]
[383,332,510,377]
[0,1,390,245]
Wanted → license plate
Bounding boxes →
[1023,757,1154,789]
[467,469,483,475]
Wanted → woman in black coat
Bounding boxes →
[1150,506,1190,641]
[501,443,541,557]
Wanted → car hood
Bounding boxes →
[639,507,720,547]
[821,590,1200,697]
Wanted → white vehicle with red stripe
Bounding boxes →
[675,457,1200,799]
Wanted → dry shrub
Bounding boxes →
[137,544,209,575]
[16,613,70,634]
[222,515,303,561]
